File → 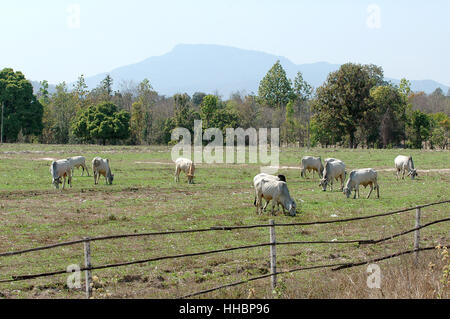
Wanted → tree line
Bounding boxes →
[0,63,448,149]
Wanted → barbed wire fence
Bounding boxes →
[0,200,448,298]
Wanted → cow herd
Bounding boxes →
[251,154,418,217]
[50,156,113,189]
[49,154,419,217]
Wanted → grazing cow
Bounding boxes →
[343,168,380,199]
[395,155,418,180]
[300,156,324,179]
[319,160,346,192]
[92,157,114,185]
[175,158,195,184]
[67,156,90,176]
[253,173,287,209]
[255,179,298,216]
[50,159,72,190]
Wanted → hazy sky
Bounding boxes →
[1,0,449,85]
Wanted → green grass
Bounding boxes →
[0,143,448,299]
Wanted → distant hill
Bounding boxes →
[30,44,449,97]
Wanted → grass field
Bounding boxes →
[0,144,449,299]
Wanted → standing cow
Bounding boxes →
[50,159,72,190]
[300,156,324,179]
[67,156,90,177]
[395,155,418,180]
[175,158,196,184]
[254,179,298,216]
[343,168,380,199]
[253,173,287,210]
[319,160,346,192]
[92,157,114,185]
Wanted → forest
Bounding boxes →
[0,62,449,149]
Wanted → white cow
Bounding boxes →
[253,173,287,209]
[255,179,298,216]
[343,168,380,199]
[50,159,72,190]
[67,156,90,176]
[300,156,324,179]
[395,155,418,180]
[175,158,195,184]
[319,160,346,192]
[92,157,114,185]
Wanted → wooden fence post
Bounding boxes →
[84,238,92,299]
[269,219,277,291]
[414,207,421,265]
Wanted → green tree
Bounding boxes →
[406,110,431,148]
[192,92,206,106]
[292,71,313,147]
[72,102,130,145]
[368,85,407,147]
[200,95,219,127]
[41,82,78,144]
[101,74,114,98]
[258,60,293,108]
[313,63,384,148]
[0,68,43,142]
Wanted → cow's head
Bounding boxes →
[107,174,114,185]
[52,177,61,189]
[288,201,297,217]
[277,175,287,182]
[343,187,351,198]
[319,178,328,192]
[407,169,417,180]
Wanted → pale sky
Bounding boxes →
[0,0,449,85]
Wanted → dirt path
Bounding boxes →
[134,161,450,173]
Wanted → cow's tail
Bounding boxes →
[51,161,58,179]
[188,162,195,177]
[409,156,415,169]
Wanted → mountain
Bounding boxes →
[81,44,342,97]
[30,44,449,97]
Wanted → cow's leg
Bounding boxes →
[263,200,269,211]
[256,193,262,214]
[376,183,380,198]
[367,184,373,199]
[271,201,276,216]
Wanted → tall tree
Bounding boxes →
[313,63,384,148]
[258,60,293,108]
[41,82,78,144]
[0,68,43,142]
[292,71,313,147]
[369,85,407,147]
